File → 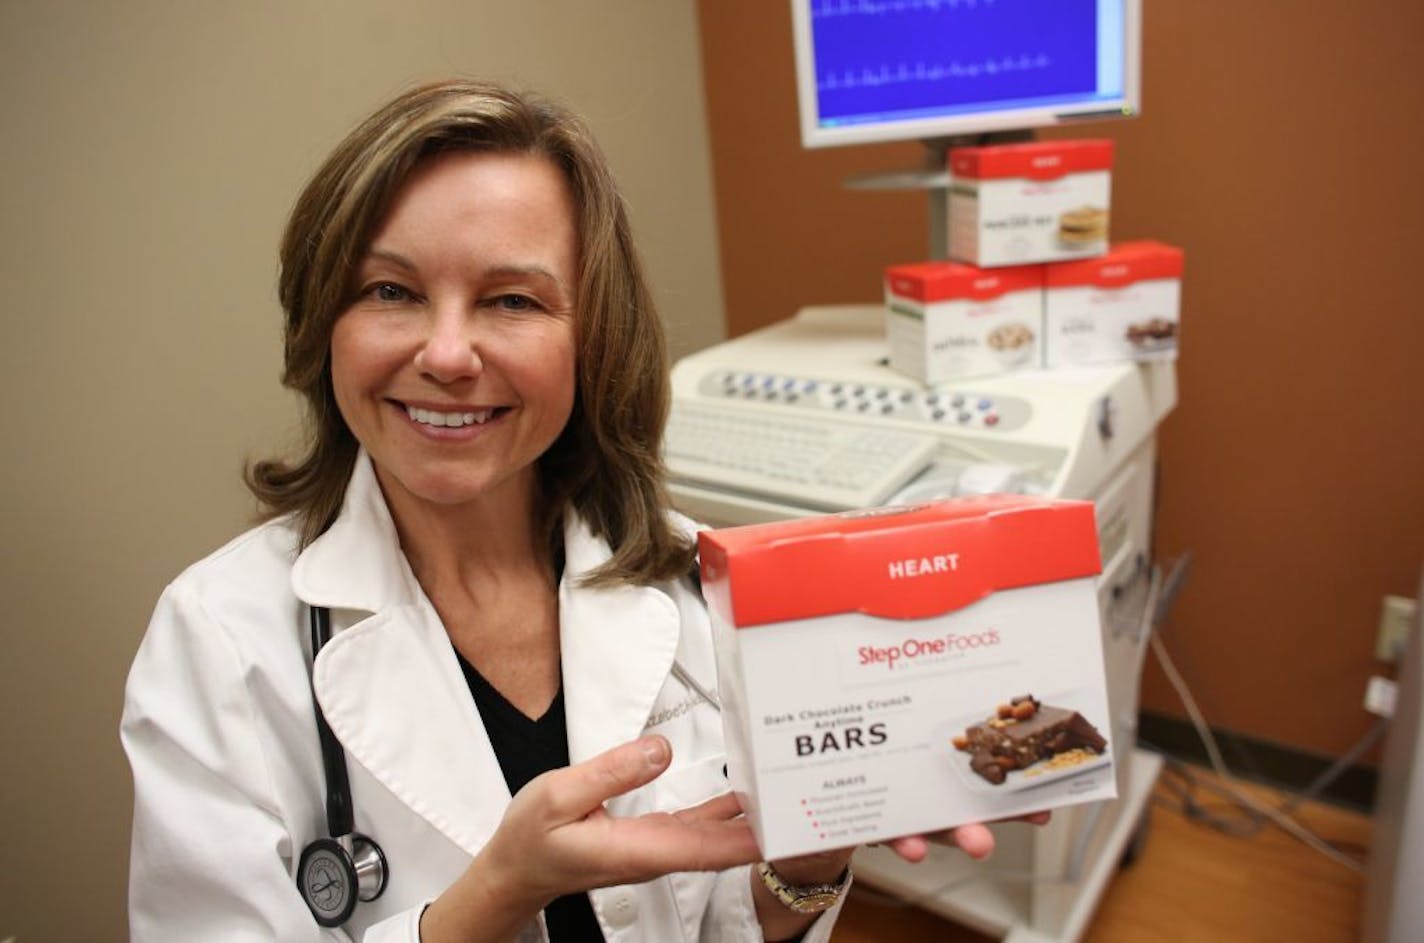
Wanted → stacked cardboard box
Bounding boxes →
[886,139,1184,383]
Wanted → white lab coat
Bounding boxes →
[121,455,843,942]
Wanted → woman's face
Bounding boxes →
[330,150,579,519]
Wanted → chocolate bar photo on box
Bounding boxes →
[952,694,1109,786]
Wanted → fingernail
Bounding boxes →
[641,736,668,766]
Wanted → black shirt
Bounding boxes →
[455,650,606,942]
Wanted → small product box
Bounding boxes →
[885,260,1044,383]
[699,496,1116,860]
[948,139,1113,267]
[1044,241,1185,366]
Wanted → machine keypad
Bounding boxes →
[699,370,1031,433]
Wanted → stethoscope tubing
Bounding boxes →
[309,605,357,839]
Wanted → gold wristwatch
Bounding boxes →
[756,861,851,914]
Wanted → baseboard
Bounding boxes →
[1137,710,1378,812]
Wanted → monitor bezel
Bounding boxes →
[790,0,1142,150]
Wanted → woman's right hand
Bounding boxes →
[419,735,759,942]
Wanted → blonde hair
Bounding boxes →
[247,79,692,585]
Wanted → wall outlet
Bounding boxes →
[1365,675,1399,717]
[1375,594,1418,662]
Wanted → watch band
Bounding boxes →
[756,861,851,914]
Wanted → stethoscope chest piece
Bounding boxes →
[298,832,388,928]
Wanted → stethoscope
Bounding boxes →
[295,593,722,928]
[296,606,389,927]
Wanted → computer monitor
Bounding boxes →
[791,0,1142,150]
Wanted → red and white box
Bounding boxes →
[885,260,1044,383]
[948,139,1113,267]
[1044,241,1185,366]
[699,496,1116,860]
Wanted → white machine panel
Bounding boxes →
[669,305,1174,516]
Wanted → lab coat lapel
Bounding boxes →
[312,601,510,857]
[559,516,682,764]
[290,453,419,613]
[294,453,510,856]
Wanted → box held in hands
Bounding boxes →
[699,496,1117,860]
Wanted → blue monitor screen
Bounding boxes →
[794,0,1136,147]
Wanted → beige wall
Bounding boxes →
[0,2,723,938]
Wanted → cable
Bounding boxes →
[1153,758,1262,837]
[1148,621,1368,872]
[1147,632,1232,796]
[1278,716,1387,815]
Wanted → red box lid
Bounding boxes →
[1046,240,1185,289]
[885,260,1043,303]
[698,496,1102,628]
[949,139,1114,181]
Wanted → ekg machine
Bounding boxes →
[666,304,1173,942]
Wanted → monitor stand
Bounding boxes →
[842,130,1035,259]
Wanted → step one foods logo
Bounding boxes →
[856,629,1002,673]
